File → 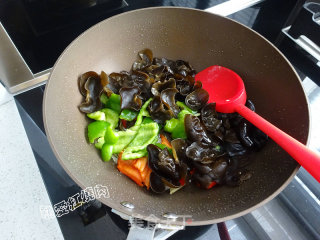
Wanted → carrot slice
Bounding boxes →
[117,152,153,189]
[133,156,148,173]
[118,164,143,187]
[143,168,152,190]
[137,157,152,189]
[117,153,143,187]
[160,134,172,148]
[141,163,151,180]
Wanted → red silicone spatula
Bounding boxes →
[195,65,320,183]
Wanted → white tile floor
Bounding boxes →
[306,81,320,153]
[0,84,63,240]
[0,82,12,105]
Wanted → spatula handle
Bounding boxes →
[236,104,320,183]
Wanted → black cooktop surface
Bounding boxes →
[1,0,298,74]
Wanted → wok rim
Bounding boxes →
[43,6,311,226]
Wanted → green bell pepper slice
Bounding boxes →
[124,122,159,153]
[94,137,105,149]
[106,93,121,114]
[87,121,109,143]
[171,123,187,139]
[101,144,113,161]
[111,100,153,154]
[104,124,119,145]
[112,128,138,153]
[164,110,196,140]
[164,112,187,139]
[100,98,156,158]
[176,101,199,115]
[87,111,106,121]
[164,118,179,132]
[100,93,109,105]
[87,108,119,129]
[135,98,152,126]
[141,117,154,125]
[121,149,148,160]
[178,110,193,120]
[120,109,138,121]
[100,108,119,129]
[122,122,159,160]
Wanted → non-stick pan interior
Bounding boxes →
[43,7,309,225]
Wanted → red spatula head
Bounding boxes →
[195,65,247,113]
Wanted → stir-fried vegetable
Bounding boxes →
[122,122,159,160]
[120,109,138,121]
[117,153,152,189]
[78,49,268,194]
[87,108,119,128]
[106,93,121,114]
[113,129,137,154]
[101,144,113,162]
[164,108,198,139]
[87,121,109,144]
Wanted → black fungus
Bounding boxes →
[147,144,179,183]
[238,119,254,147]
[193,81,202,91]
[148,96,174,124]
[151,78,176,96]
[79,71,99,97]
[208,157,228,181]
[224,142,248,157]
[160,88,180,117]
[108,72,127,94]
[78,73,102,113]
[251,127,268,150]
[224,129,240,144]
[175,75,195,96]
[184,114,212,145]
[193,172,213,189]
[246,99,255,112]
[150,172,166,193]
[119,86,142,111]
[185,89,209,111]
[130,71,154,99]
[171,138,188,164]
[100,71,113,97]
[158,148,180,181]
[132,49,153,71]
[201,103,223,132]
[193,162,212,175]
[186,141,222,164]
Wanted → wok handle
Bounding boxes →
[236,104,320,183]
[126,224,156,240]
